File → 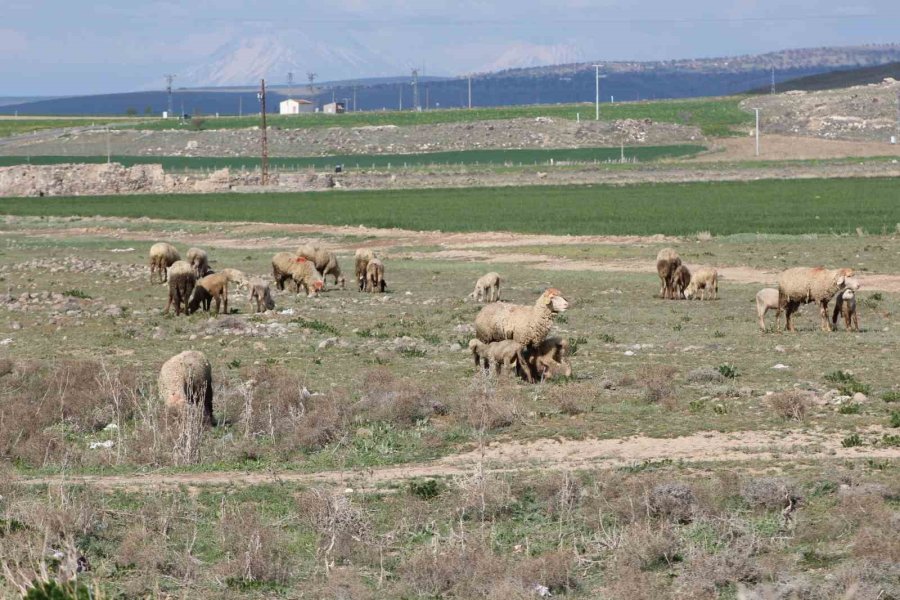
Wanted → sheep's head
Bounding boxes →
[842,289,856,300]
[540,288,569,313]
[836,269,857,289]
[186,287,205,314]
[307,280,324,297]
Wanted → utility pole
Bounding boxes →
[754,108,760,157]
[288,71,294,93]
[770,66,775,94]
[592,65,606,120]
[467,75,472,109]
[307,72,317,109]
[411,69,419,111]
[165,74,175,117]
[352,85,357,112]
[239,96,242,117]
[399,85,403,111]
[258,79,269,185]
[425,85,429,110]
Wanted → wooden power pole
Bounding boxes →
[259,79,269,186]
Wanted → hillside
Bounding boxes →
[746,61,900,93]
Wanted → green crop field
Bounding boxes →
[2,178,898,236]
[0,117,133,138]
[0,144,704,171]
[128,96,752,137]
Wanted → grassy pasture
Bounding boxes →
[0,144,704,171]
[2,177,899,236]
[0,117,133,137]
[128,96,752,137]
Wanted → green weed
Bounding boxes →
[841,433,863,448]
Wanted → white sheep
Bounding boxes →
[158,350,214,426]
[149,242,179,283]
[355,249,376,290]
[364,258,386,293]
[164,260,196,315]
[684,267,718,300]
[272,252,324,297]
[469,272,501,302]
[186,247,211,278]
[777,267,856,332]
[756,288,780,331]
[468,339,526,377]
[297,244,346,289]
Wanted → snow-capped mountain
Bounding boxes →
[479,42,587,72]
[179,31,399,87]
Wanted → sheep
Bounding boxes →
[149,242,180,283]
[164,261,196,316]
[684,267,718,300]
[832,288,859,332]
[656,248,682,299]
[186,247,211,278]
[468,339,526,377]
[776,267,856,332]
[220,268,249,290]
[519,337,572,382]
[355,249,376,290]
[672,264,691,299]
[469,272,501,303]
[187,272,229,315]
[756,288,780,331]
[364,258,386,293]
[248,278,275,313]
[272,252,324,297]
[297,244,346,289]
[158,350,214,426]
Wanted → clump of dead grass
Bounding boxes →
[637,365,678,407]
[768,390,813,421]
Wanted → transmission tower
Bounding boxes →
[258,79,269,186]
[307,72,317,95]
[165,74,175,117]
[287,71,294,94]
[411,69,419,111]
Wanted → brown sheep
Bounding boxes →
[149,242,180,283]
[672,264,691,299]
[355,249,376,290]
[519,337,572,382]
[248,278,275,313]
[832,288,859,332]
[684,267,718,300]
[364,258,386,293]
[777,267,857,332]
[186,247,212,278]
[272,252,324,297]
[656,248,682,299]
[187,272,229,315]
[158,350,214,426]
[297,244,346,289]
[164,261,196,316]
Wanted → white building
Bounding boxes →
[322,101,346,114]
[279,98,314,115]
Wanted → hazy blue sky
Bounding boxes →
[3,0,899,95]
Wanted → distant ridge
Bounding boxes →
[745,61,900,94]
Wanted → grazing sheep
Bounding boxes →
[469,272,501,302]
[364,258,386,293]
[220,268,248,290]
[777,267,856,332]
[149,242,180,283]
[684,267,718,300]
[164,261,196,316]
[186,247,211,278]
[756,288,780,331]
[475,288,569,382]
[187,272,229,315]
[297,244,346,289]
[272,252,324,297]
[355,249,376,290]
[672,264,692,299]
[656,248,682,299]
[158,350,214,426]
[832,288,859,332]
[520,337,572,382]
[468,339,526,377]
[248,278,275,313]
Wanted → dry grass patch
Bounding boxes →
[768,390,813,421]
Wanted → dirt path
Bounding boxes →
[20,427,898,491]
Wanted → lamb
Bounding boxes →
[355,249,376,290]
[187,272,229,315]
[149,242,180,283]
[684,267,718,300]
[364,258,386,293]
[297,244,346,289]
[756,288,780,331]
[672,264,691,299]
[272,252,324,297]
[832,288,859,332]
[158,350,214,426]
[776,267,856,332]
[519,337,572,382]
[468,339,526,377]
[469,272,501,303]
[186,247,211,278]
[248,278,275,313]
[220,268,248,290]
[656,248,682,299]
[164,261,196,315]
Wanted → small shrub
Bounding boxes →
[398,347,427,358]
[881,434,900,447]
[717,363,738,379]
[881,391,900,403]
[568,336,588,356]
[598,333,616,343]
[824,370,871,396]
[62,289,90,299]
[648,482,697,524]
[218,504,294,585]
[841,433,863,448]
[768,391,812,421]
[289,317,339,335]
[637,365,677,405]
[408,479,444,500]
[190,116,206,131]
[890,411,900,428]
[740,477,800,510]
[686,367,725,384]
[838,403,862,415]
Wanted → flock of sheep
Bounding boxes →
[151,241,863,428]
[656,247,860,332]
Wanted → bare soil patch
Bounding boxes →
[693,133,900,162]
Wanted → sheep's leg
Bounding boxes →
[517,348,536,383]
[757,303,767,332]
[784,303,797,332]
[819,300,832,332]
[223,288,228,314]
[852,310,859,332]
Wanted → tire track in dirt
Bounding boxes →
[20,427,898,491]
